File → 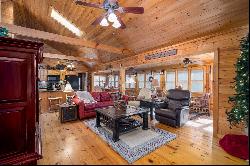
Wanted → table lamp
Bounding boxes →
[63,81,74,104]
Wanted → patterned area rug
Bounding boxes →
[189,112,210,120]
[84,119,176,164]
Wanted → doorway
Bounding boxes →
[181,51,216,136]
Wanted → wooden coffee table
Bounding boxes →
[95,106,150,142]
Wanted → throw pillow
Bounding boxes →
[91,92,101,102]
[100,92,111,102]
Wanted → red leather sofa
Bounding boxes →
[72,92,114,119]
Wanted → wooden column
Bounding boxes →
[135,75,139,96]
[119,68,126,95]
[91,72,95,92]
[213,50,219,137]
[0,0,14,24]
[203,65,207,93]
[188,68,191,91]
[160,71,165,91]
[0,0,2,22]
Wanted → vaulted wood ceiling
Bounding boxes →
[11,0,249,65]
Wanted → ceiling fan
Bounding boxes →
[182,58,199,67]
[74,0,144,29]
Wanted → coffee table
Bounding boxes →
[95,106,150,142]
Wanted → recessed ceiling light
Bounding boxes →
[51,8,83,37]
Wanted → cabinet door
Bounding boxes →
[0,51,35,158]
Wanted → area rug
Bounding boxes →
[84,119,176,164]
[189,112,210,120]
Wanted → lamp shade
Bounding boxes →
[100,17,109,27]
[63,82,74,92]
[151,79,159,87]
[112,20,121,29]
[108,12,118,22]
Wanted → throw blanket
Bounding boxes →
[75,91,96,104]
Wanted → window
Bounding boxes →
[146,73,152,89]
[51,8,83,37]
[126,75,135,89]
[138,74,145,89]
[191,69,204,92]
[94,75,106,88]
[109,75,119,88]
[166,71,176,90]
[177,70,188,90]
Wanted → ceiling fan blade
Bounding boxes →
[75,0,103,9]
[119,7,144,14]
[92,14,106,25]
[116,14,126,29]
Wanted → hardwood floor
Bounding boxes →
[38,112,248,165]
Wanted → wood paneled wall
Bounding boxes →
[217,49,244,136]
[0,0,14,24]
[96,26,249,136]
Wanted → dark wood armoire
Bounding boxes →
[0,37,44,165]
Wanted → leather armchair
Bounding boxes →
[155,89,191,127]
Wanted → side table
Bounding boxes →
[140,99,165,120]
[59,103,78,123]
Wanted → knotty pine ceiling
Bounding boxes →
[12,0,249,66]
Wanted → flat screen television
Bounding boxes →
[65,75,79,91]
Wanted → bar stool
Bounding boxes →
[48,97,62,112]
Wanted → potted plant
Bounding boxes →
[226,34,249,135]
[219,34,249,161]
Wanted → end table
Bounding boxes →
[59,103,78,123]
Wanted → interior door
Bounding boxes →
[0,51,33,158]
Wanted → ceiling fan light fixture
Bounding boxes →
[112,20,121,28]
[108,12,118,22]
[100,17,109,26]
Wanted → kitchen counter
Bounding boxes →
[39,90,74,113]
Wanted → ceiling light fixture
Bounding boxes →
[99,11,121,29]
[100,17,109,27]
[66,61,75,71]
[112,20,121,29]
[108,12,118,22]
[51,8,83,37]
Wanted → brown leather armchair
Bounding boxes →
[155,89,191,127]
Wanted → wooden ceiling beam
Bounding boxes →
[43,53,98,63]
[0,22,125,55]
